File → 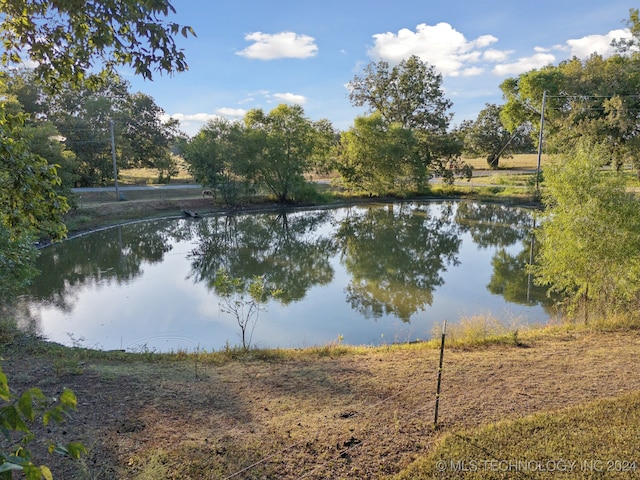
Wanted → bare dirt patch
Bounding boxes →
[3,329,639,479]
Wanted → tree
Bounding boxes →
[348,55,452,132]
[500,15,640,169]
[460,103,533,169]
[0,0,195,88]
[122,92,180,183]
[184,118,253,206]
[346,55,467,182]
[45,76,130,186]
[5,69,182,186]
[337,113,425,195]
[611,8,640,53]
[533,141,640,321]
[244,104,335,203]
[0,110,69,243]
[213,269,282,350]
[0,2,194,475]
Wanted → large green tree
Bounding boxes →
[0,0,194,291]
[460,103,533,169]
[4,69,182,185]
[244,104,335,203]
[500,11,640,169]
[0,107,69,299]
[337,113,424,195]
[122,92,181,182]
[348,55,452,132]
[346,55,467,182]
[184,118,254,206]
[0,1,195,475]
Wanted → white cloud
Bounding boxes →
[215,107,247,117]
[237,31,318,60]
[368,22,507,77]
[272,92,307,104]
[492,53,556,76]
[164,113,219,123]
[565,28,631,59]
[462,66,484,76]
[483,49,512,62]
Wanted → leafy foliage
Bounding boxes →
[0,0,195,89]
[459,103,533,169]
[245,104,336,202]
[0,109,69,241]
[533,141,640,320]
[345,55,468,185]
[183,118,253,206]
[348,55,452,132]
[500,18,640,169]
[0,365,84,479]
[336,113,424,195]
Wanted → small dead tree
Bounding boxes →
[214,269,281,349]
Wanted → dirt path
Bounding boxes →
[4,329,639,479]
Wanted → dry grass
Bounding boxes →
[118,160,192,185]
[463,153,551,171]
[3,322,639,479]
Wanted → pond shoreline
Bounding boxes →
[61,188,541,243]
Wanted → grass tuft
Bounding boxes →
[393,392,640,479]
[432,314,527,348]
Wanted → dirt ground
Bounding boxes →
[3,328,639,479]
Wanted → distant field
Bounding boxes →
[117,154,551,186]
[118,160,193,185]
[463,153,550,170]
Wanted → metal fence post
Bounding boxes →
[434,319,447,429]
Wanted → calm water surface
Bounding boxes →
[17,201,555,352]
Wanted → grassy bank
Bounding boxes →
[2,317,639,479]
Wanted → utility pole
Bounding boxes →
[110,119,120,200]
[535,91,547,192]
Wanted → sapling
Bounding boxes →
[214,269,282,350]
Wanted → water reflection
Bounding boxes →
[187,210,337,303]
[335,203,460,321]
[18,201,556,351]
[28,220,181,312]
[455,202,532,248]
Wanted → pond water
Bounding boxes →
[16,201,556,352]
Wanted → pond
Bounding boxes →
[16,201,556,352]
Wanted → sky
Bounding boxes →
[121,0,636,137]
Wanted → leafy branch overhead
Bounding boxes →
[0,0,196,88]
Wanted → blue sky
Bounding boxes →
[122,0,636,136]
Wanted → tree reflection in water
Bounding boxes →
[335,202,461,322]
[16,201,556,351]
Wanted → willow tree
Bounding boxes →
[244,104,336,203]
[534,141,640,321]
[337,113,425,195]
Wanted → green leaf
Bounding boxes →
[59,388,77,409]
[0,462,24,473]
[39,465,53,480]
[52,442,86,460]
